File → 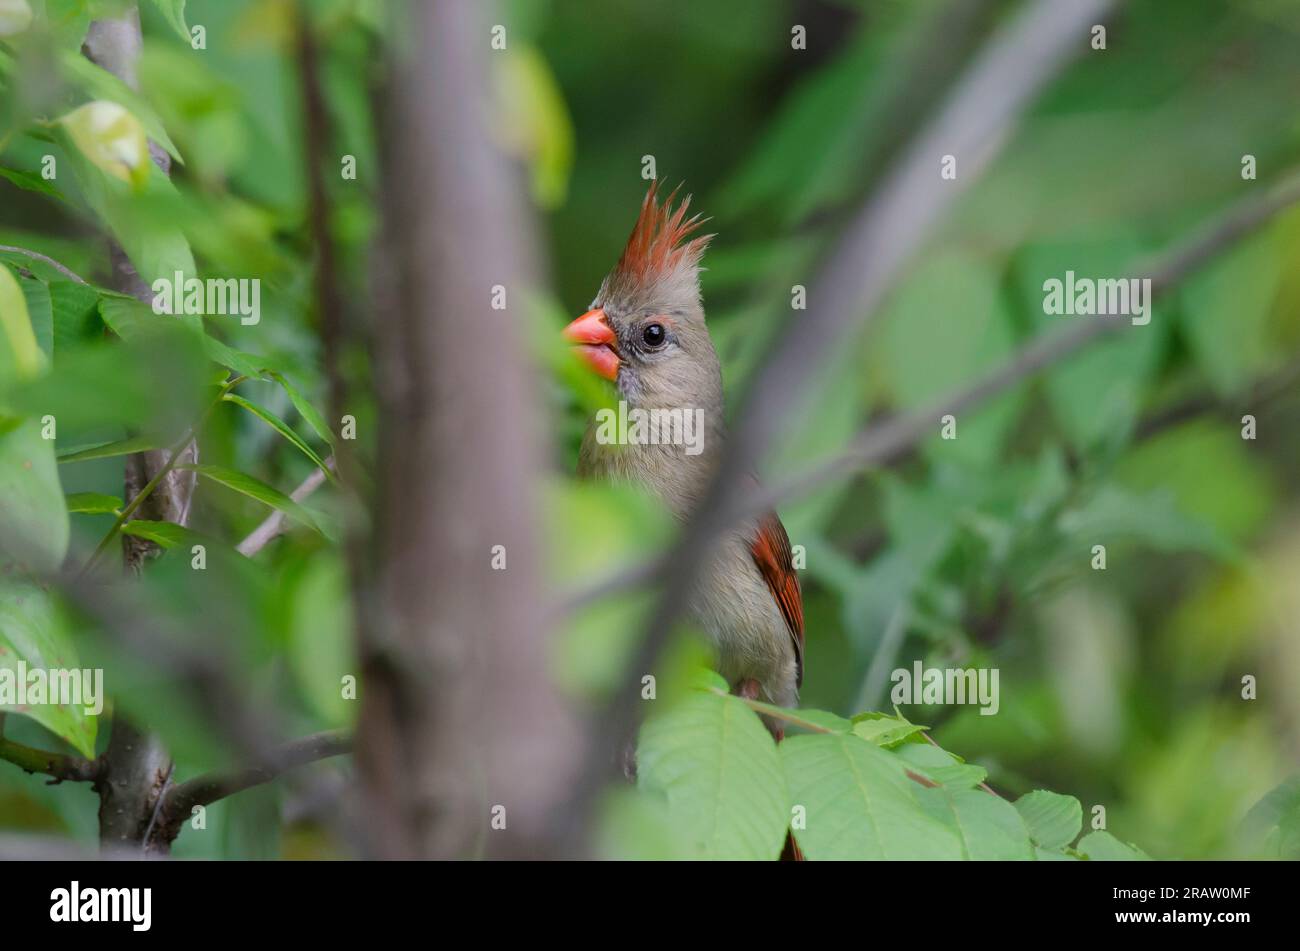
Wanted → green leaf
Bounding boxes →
[0,165,64,200]
[58,434,158,463]
[64,491,121,514]
[780,733,963,859]
[202,335,267,380]
[916,786,1035,860]
[55,131,195,290]
[1242,775,1300,858]
[730,695,853,734]
[147,0,189,42]
[120,519,203,549]
[269,372,333,446]
[1077,830,1150,861]
[637,689,790,860]
[894,742,988,789]
[1014,790,1083,851]
[286,555,355,728]
[851,711,928,748]
[1180,229,1280,395]
[0,420,68,574]
[0,263,45,379]
[177,463,321,533]
[222,393,334,482]
[0,581,98,758]
[878,250,1022,467]
[1060,485,1236,561]
[49,281,102,356]
[16,270,52,360]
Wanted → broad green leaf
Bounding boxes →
[58,434,157,463]
[1014,790,1083,851]
[0,264,45,379]
[0,581,98,758]
[270,372,333,446]
[781,733,963,859]
[916,786,1035,860]
[1077,830,1150,861]
[177,462,321,532]
[637,689,789,860]
[0,420,68,574]
[65,491,121,514]
[894,742,988,789]
[851,711,928,748]
[49,280,102,356]
[223,393,334,481]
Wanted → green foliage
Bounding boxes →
[0,0,1296,862]
[627,679,1136,861]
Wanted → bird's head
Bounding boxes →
[564,181,720,409]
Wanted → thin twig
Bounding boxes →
[0,245,90,284]
[82,375,246,575]
[236,456,335,556]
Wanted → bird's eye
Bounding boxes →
[642,322,667,348]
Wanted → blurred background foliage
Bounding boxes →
[0,0,1297,859]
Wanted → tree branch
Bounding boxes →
[0,245,90,284]
[0,731,100,784]
[235,456,334,557]
[155,730,351,843]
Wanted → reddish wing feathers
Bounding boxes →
[749,512,805,688]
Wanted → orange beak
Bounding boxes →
[562,308,620,381]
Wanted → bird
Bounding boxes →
[563,181,805,737]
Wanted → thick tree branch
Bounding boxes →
[362,0,578,859]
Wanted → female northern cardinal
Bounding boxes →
[564,182,805,731]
